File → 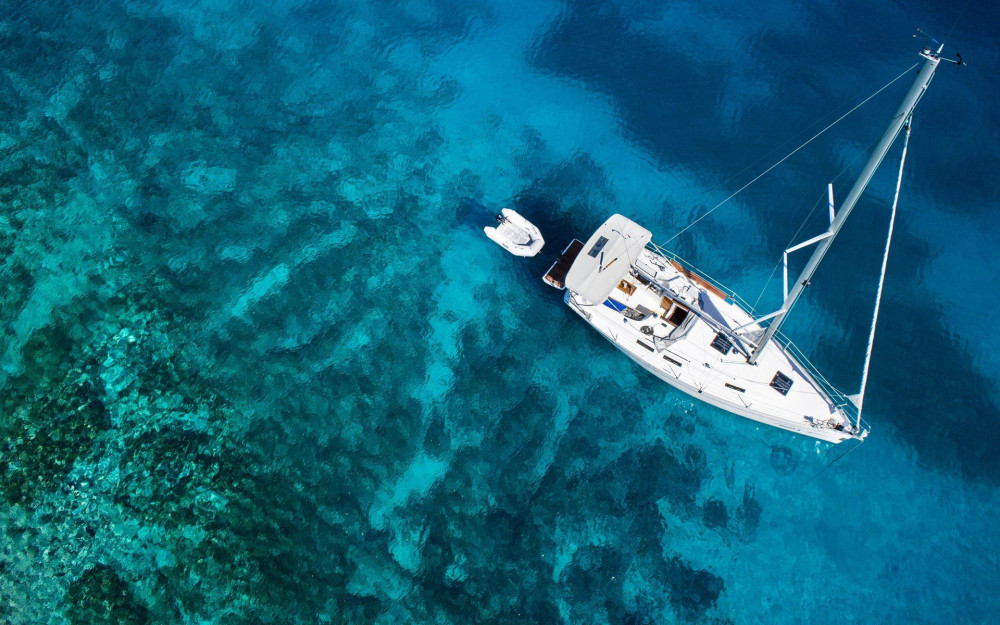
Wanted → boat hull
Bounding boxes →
[566,294,855,444]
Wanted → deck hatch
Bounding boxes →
[770,371,794,396]
[725,383,746,393]
[667,305,689,326]
[710,332,733,355]
[636,340,654,352]
[662,355,682,367]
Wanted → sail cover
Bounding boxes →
[565,214,652,304]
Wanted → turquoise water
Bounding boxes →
[1,1,998,623]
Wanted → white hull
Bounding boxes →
[484,208,544,257]
[566,291,854,444]
[562,242,863,444]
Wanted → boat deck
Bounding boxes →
[563,248,862,443]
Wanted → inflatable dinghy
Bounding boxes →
[484,208,544,257]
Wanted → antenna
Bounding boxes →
[914,29,964,65]
[914,28,940,47]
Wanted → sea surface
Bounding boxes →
[1,1,998,623]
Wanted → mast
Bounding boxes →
[748,47,942,364]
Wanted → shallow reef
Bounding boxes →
[2,1,999,624]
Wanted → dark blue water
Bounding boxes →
[2,1,998,623]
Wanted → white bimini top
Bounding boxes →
[565,214,652,304]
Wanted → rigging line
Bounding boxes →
[749,129,887,311]
[943,0,972,46]
[662,63,920,246]
[751,194,824,311]
[717,47,866,187]
[855,118,911,425]
[721,95,862,189]
[809,436,866,482]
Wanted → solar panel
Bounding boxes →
[587,236,609,258]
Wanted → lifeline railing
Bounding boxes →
[645,243,870,433]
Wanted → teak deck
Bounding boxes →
[543,239,584,289]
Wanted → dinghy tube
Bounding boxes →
[484,208,544,257]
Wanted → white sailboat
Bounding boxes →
[543,46,956,443]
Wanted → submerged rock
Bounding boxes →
[769,446,798,475]
[181,161,237,194]
[65,565,150,625]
